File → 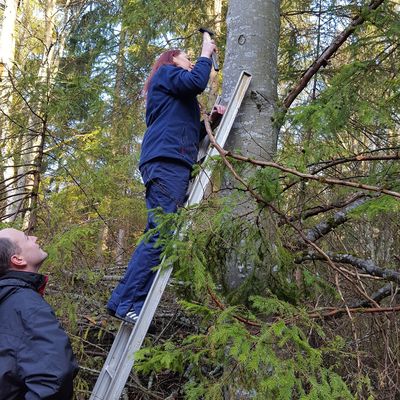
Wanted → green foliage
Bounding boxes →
[46,224,98,268]
[136,299,355,400]
[349,195,400,219]
[136,341,185,373]
[251,167,281,203]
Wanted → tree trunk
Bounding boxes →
[112,27,128,265]
[19,0,57,230]
[7,0,74,230]
[222,0,280,160]
[221,0,280,290]
[0,0,18,81]
[0,0,19,220]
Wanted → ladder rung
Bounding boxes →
[104,367,114,378]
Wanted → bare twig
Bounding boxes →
[309,305,400,319]
[223,151,400,199]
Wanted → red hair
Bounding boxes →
[143,49,181,94]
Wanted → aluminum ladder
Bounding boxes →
[90,70,252,400]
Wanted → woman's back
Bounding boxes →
[140,57,212,169]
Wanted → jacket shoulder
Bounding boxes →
[1,283,53,317]
[152,64,178,84]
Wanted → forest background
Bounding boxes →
[0,0,399,399]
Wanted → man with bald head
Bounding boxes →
[0,228,78,400]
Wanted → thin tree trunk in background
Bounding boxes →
[0,0,19,220]
[96,225,109,267]
[1,0,37,222]
[221,0,280,290]
[113,26,128,265]
[205,0,223,105]
[0,0,18,81]
[211,0,222,100]
[115,228,126,266]
[6,0,74,230]
[19,0,57,230]
[214,0,222,33]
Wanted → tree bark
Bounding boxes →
[222,0,280,161]
[221,0,280,290]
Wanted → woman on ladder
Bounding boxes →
[107,34,225,323]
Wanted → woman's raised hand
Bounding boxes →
[201,39,217,58]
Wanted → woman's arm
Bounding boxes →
[163,38,217,97]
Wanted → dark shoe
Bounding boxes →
[118,310,139,324]
[107,307,136,324]
[107,308,157,333]
[107,306,138,322]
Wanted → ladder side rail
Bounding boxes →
[103,267,173,399]
[89,324,136,398]
[187,71,252,205]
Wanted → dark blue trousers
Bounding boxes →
[107,165,191,317]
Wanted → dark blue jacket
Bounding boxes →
[139,57,212,169]
[0,271,78,400]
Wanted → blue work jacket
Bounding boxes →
[139,57,212,169]
[0,271,78,400]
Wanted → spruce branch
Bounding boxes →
[206,286,261,328]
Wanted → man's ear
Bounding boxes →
[10,254,27,269]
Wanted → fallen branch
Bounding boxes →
[309,304,400,319]
[353,283,396,308]
[311,283,396,320]
[304,195,372,242]
[298,252,400,284]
